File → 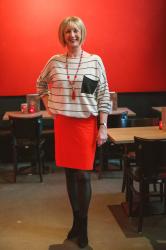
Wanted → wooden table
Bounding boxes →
[107,126,166,188]
[107,126,166,215]
[3,107,136,121]
[107,126,166,144]
[152,106,166,112]
[3,110,53,120]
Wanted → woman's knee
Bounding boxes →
[76,170,91,183]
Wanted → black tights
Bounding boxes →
[65,168,92,218]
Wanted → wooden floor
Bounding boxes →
[0,162,166,250]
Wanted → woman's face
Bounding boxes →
[64,23,82,49]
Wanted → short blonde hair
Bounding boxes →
[58,16,86,47]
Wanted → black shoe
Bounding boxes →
[78,235,88,248]
[77,216,88,248]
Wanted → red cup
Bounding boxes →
[21,103,28,113]
[159,120,162,130]
[28,104,35,113]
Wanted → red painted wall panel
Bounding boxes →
[0,0,166,96]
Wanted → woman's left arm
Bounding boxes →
[97,112,108,146]
[96,57,111,146]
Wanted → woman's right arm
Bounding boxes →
[41,94,53,116]
[41,94,49,111]
[36,59,52,111]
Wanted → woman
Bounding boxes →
[36,16,111,248]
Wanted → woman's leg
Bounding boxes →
[65,168,79,212]
[76,170,91,248]
[65,168,79,239]
[65,168,92,217]
[76,170,92,218]
[65,168,92,247]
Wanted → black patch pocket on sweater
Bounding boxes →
[81,76,98,94]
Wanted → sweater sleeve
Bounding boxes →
[96,57,112,114]
[36,58,53,97]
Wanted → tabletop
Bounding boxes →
[3,107,136,120]
[109,107,136,116]
[3,110,53,120]
[107,126,166,144]
[152,106,166,112]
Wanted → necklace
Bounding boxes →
[66,50,83,100]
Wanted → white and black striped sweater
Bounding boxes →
[36,54,111,118]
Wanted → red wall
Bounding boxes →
[0,0,166,96]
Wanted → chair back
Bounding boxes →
[158,139,166,168]
[128,117,159,127]
[134,136,166,177]
[9,115,43,143]
[107,112,128,128]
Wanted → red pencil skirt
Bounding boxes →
[54,115,98,170]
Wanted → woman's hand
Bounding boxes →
[96,125,108,146]
[46,108,54,118]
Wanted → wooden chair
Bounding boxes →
[0,120,12,163]
[9,115,45,182]
[122,117,160,192]
[127,136,166,232]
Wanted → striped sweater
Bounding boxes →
[36,53,111,118]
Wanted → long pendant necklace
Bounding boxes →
[66,50,83,100]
